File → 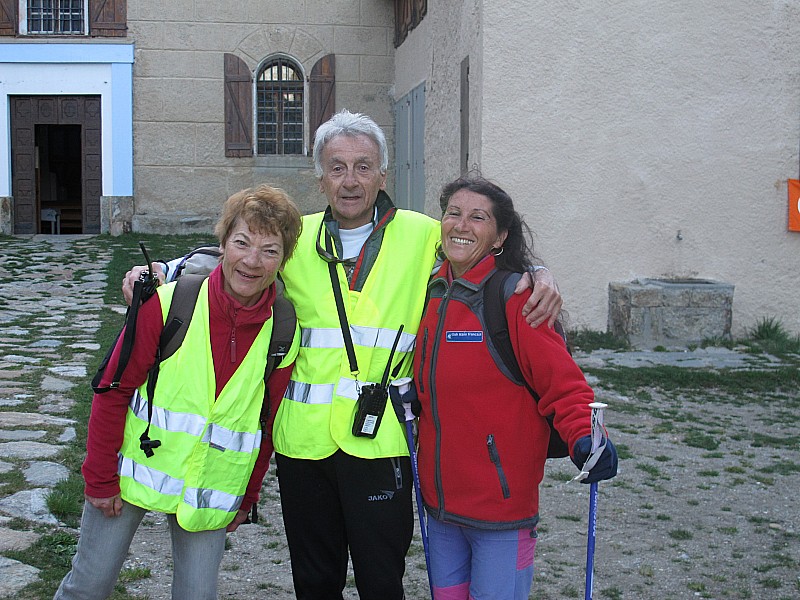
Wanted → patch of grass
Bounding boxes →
[556,514,582,522]
[599,587,623,600]
[47,475,86,528]
[750,433,800,449]
[3,531,77,597]
[668,529,693,540]
[0,468,27,495]
[636,463,662,477]
[118,567,151,583]
[687,581,706,592]
[548,469,575,483]
[759,577,782,589]
[652,422,674,434]
[742,317,800,357]
[584,364,800,398]
[683,431,720,450]
[725,465,746,474]
[615,443,633,460]
[559,584,580,597]
[567,329,630,352]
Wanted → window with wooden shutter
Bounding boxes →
[308,54,335,153]
[0,0,17,35]
[256,57,304,155]
[224,53,254,158]
[89,0,126,37]
[394,0,427,47]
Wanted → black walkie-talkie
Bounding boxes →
[352,325,405,439]
[137,242,159,298]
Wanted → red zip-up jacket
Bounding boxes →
[413,256,594,529]
[84,265,293,514]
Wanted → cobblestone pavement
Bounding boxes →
[0,234,113,597]
[1,235,798,600]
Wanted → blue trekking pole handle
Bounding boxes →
[392,377,434,599]
[584,401,607,600]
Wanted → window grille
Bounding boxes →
[257,58,304,155]
[27,0,84,34]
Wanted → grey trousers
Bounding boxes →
[54,500,226,600]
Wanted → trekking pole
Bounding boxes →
[391,377,434,599]
[583,401,608,600]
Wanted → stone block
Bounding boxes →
[0,197,12,235]
[100,196,133,236]
[608,279,734,349]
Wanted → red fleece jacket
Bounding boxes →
[83,265,292,514]
[414,256,594,528]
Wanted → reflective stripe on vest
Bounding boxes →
[184,487,242,512]
[129,390,206,438]
[283,376,385,404]
[301,326,417,352]
[284,380,335,404]
[275,209,440,460]
[119,455,245,513]
[130,391,261,453]
[119,454,183,497]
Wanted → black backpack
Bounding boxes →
[483,270,570,459]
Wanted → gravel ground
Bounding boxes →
[118,372,800,600]
[3,235,797,599]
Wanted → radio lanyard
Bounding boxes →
[325,229,360,377]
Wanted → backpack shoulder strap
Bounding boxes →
[483,269,570,459]
[483,270,536,397]
[261,293,296,416]
[246,289,297,526]
[159,273,207,362]
[258,292,297,426]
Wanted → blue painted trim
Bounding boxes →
[110,61,134,195]
[0,43,134,64]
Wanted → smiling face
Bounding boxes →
[441,189,508,279]
[318,134,387,229]
[220,217,284,306]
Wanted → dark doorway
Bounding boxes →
[36,125,83,234]
[10,95,102,234]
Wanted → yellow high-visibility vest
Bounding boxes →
[274,208,439,459]
[118,280,297,532]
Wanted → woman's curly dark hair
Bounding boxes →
[438,174,542,273]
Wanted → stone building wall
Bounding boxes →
[128,0,396,232]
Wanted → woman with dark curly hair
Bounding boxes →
[413,175,618,600]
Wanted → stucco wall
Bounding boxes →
[479,1,800,335]
[128,0,395,230]
[397,1,800,336]
[394,0,482,218]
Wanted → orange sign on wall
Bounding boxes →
[790,179,800,232]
